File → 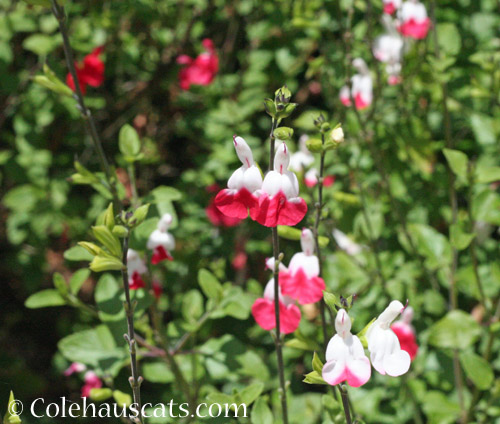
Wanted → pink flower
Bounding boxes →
[177,39,219,90]
[127,249,147,290]
[391,306,418,360]
[63,362,86,377]
[333,229,363,256]
[383,0,401,15]
[66,47,105,95]
[388,74,402,85]
[147,214,175,264]
[278,229,325,305]
[366,300,411,376]
[304,168,335,188]
[215,136,263,220]
[340,59,373,110]
[206,198,243,227]
[152,280,163,299]
[251,142,307,227]
[232,251,247,270]
[322,309,371,387]
[251,279,301,334]
[81,371,102,398]
[397,1,431,40]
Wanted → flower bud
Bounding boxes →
[331,126,344,143]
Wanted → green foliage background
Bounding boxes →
[0,0,499,423]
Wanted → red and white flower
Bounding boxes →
[215,136,263,220]
[289,135,314,173]
[340,59,373,110]
[81,371,102,398]
[397,0,431,40]
[63,362,86,377]
[177,38,219,90]
[322,309,371,387]
[66,47,105,95]
[147,214,175,264]
[366,300,411,376]
[279,229,326,305]
[304,168,335,188]
[251,278,301,334]
[391,306,419,360]
[383,0,402,15]
[127,248,147,290]
[333,229,363,255]
[251,142,307,227]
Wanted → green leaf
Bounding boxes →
[422,391,460,424]
[142,362,174,383]
[89,388,113,402]
[90,253,124,272]
[306,137,323,153]
[23,34,59,56]
[92,225,122,257]
[474,166,500,184]
[64,245,94,261]
[251,398,273,424]
[312,352,324,374]
[237,382,264,406]
[113,390,132,408]
[470,114,496,146]
[130,204,150,227]
[407,223,452,270]
[323,292,338,312]
[443,148,468,180]
[459,351,494,390]
[118,124,141,160]
[357,317,376,349]
[53,272,69,296]
[69,269,91,294]
[450,223,475,251]
[198,269,223,302]
[428,310,482,350]
[182,289,204,322]
[3,391,21,424]
[25,289,66,309]
[103,203,115,230]
[303,370,328,385]
[437,23,461,56]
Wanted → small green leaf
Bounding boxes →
[450,223,475,251]
[89,388,113,402]
[443,148,468,181]
[119,124,141,160]
[251,398,273,424]
[312,352,324,374]
[303,370,328,385]
[130,204,150,227]
[277,225,301,240]
[306,137,323,153]
[69,269,91,295]
[113,390,132,408]
[474,166,500,184]
[25,289,66,309]
[103,203,115,230]
[238,382,264,406]
[323,292,338,312]
[198,269,223,302]
[92,225,122,257]
[428,310,482,350]
[64,245,94,261]
[89,254,124,272]
[77,242,104,257]
[459,351,494,390]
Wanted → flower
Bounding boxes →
[279,229,326,304]
[206,190,243,227]
[81,371,102,398]
[251,278,301,334]
[152,280,163,299]
[366,300,411,376]
[397,1,431,40]
[340,59,373,110]
[251,142,307,227]
[63,362,86,377]
[304,168,335,188]
[127,248,147,290]
[66,47,105,95]
[391,306,418,360]
[177,38,219,90]
[215,136,263,220]
[147,214,175,264]
[289,135,314,173]
[383,0,402,15]
[333,229,363,255]
[232,251,247,270]
[373,34,404,65]
[331,127,344,144]
[322,309,371,387]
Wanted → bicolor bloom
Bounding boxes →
[373,26,404,85]
[206,197,243,227]
[147,214,175,264]
[383,0,402,15]
[398,0,431,40]
[391,306,418,360]
[279,229,326,304]
[340,59,373,110]
[215,136,263,220]
[304,168,335,188]
[251,142,307,227]
[152,280,163,299]
[289,135,314,173]
[66,47,104,95]
[322,309,371,387]
[251,278,301,334]
[81,371,102,398]
[177,38,219,90]
[64,362,86,377]
[127,249,147,290]
[333,229,363,255]
[366,300,411,376]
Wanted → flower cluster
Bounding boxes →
[214,136,308,227]
[66,47,105,95]
[63,363,103,398]
[322,300,415,387]
[177,39,219,90]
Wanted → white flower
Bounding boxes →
[332,229,363,255]
[366,300,411,376]
[289,135,314,173]
[322,309,371,387]
[147,214,175,264]
[331,127,344,143]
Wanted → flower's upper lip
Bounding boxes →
[233,134,237,146]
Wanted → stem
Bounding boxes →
[50,0,120,209]
[269,118,289,424]
[128,163,139,208]
[339,385,353,424]
[430,2,466,421]
[121,236,144,424]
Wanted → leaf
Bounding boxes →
[443,148,468,180]
[474,166,500,184]
[323,292,338,312]
[64,245,94,261]
[303,370,328,385]
[459,351,494,390]
[198,269,223,302]
[237,382,264,406]
[428,310,482,350]
[23,34,59,56]
[89,388,113,401]
[182,289,204,322]
[3,391,21,424]
[113,390,132,408]
[407,223,452,270]
[95,274,124,322]
[312,352,324,374]
[90,253,124,272]
[118,124,141,159]
[437,23,461,56]
[25,289,66,309]
[142,362,174,383]
[251,398,273,424]
[91,225,122,257]
[450,223,475,251]
[422,391,460,424]
[470,114,496,146]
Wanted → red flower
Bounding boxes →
[206,198,243,227]
[177,39,219,90]
[152,281,163,299]
[66,47,105,95]
[81,371,102,398]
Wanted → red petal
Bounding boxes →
[251,298,301,334]
[129,271,146,290]
[279,268,325,305]
[215,188,257,220]
[151,245,173,265]
[252,192,307,227]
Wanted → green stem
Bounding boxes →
[339,385,352,424]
